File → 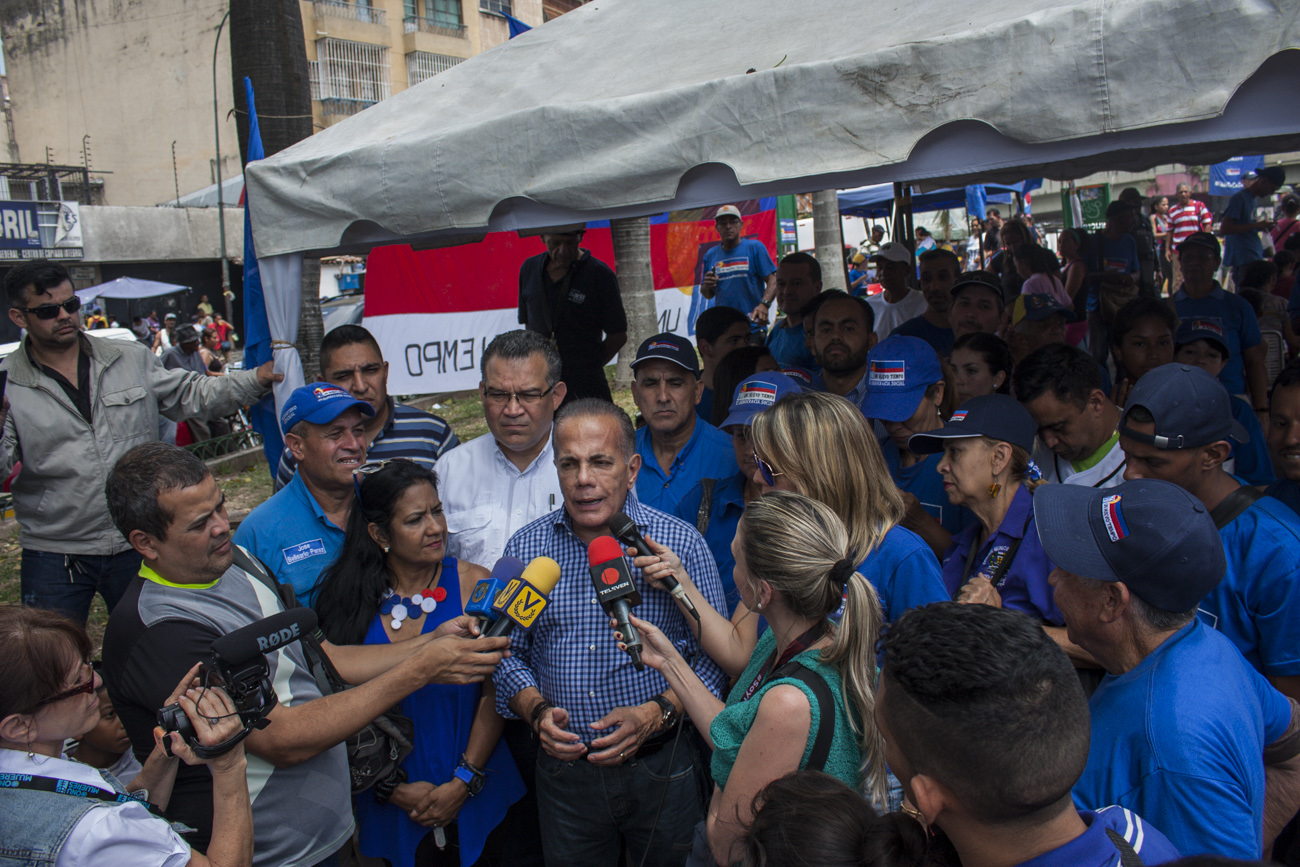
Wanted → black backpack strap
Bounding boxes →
[695,478,716,535]
[1210,485,1265,530]
[772,661,836,773]
[230,545,346,696]
[1105,827,1145,867]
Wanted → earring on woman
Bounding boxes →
[987,482,1001,498]
[901,802,934,836]
[383,546,390,554]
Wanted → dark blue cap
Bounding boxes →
[907,393,1037,454]
[720,372,802,431]
[1174,317,1229,356]
[1035,479,1226,612]
[631,332,699,376]
[281,381,375,431]
[1121,363,1247,448]
[861,336,943,423]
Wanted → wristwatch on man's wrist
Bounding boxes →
[651,694,680,731]
[454,757,487,796]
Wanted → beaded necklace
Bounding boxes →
[379,563,446,630]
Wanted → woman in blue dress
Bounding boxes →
[314,461,524,867]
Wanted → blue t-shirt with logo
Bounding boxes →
[233,472,345,605]
[1200,492,1300,677]
[1172,292,1262,396]
[1074,620,1291,859]
[702,239,776,314]
[635,419,739,514]
[880,439,976,537]
[1222,190,1264,268]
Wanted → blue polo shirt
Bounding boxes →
[880,439,976,537]
[1017,808,1180,867]
[233,472,346,606]
[1265,477,1300,518]
[766,319,817,369]
[673,473,747,614]
[1172,286,1262,396]
[696,385,714,424]
[856,525,947,624]
[635,418,739,514]
[703,239,776,314]
[939,485,1061,624]
[1074,620,1291,859]
[1228,396,1274,486]
[1200,491,1300,677]
[1222,190,1264,268]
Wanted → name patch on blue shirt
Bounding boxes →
[283,539,327,566]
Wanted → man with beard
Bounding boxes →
[811,291,878,417]
[891,248,958,357]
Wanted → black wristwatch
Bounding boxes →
[651,695,680,731]
[454,757,487,796]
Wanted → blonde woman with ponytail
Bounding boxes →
[619,492,887,867]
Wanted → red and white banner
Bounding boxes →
[363,203,778,394]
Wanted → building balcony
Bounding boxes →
[313,0,387,26]
[403,15,467,39]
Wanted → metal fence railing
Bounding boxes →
[314,0,388,26]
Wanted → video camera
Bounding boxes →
[157,609,315,759]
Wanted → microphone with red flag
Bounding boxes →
[588,535,644,671]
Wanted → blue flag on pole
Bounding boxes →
[239,77,284,471]
[965,185,987,220]
[503,13,531,37]
[1209,156,1265,196]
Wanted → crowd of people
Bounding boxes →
[2,173,1300,867]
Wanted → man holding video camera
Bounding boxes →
[101,442,511,867]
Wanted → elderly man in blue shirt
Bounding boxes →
[631,333,738,514]
[494,398,728,867]
[1037,478,1300,859]
[234,382,373,604]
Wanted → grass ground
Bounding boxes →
[0,379,638,654]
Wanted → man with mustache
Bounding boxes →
[810,291,878,418]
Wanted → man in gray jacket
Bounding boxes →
[0,259,281,623]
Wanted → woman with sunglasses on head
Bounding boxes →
[635,391,946,679]
[620,493,888,867]
[906,394,1064,630]
[0,604,253,867]
[313,461,524,867]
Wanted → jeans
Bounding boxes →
[20,548,142,624]
[535,738,702,867]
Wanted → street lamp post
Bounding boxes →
[213,8,233,323]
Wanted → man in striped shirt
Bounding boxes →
[273,324,458,490]
[1167,183,1213,292]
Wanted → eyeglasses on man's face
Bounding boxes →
[483,384,555,407]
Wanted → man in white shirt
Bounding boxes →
[867,241,927,342]
[439,330,566,570]
[1014,343,1126,488]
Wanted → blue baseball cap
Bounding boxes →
[907,394,1037,455]
[1035,479,1226,612]
[1009,292,1079,329]
[720,372,802,431]
[1174,317,1229,357]
[861,336,944,422]
[281,381,376,431]
[1121,363,1247,448]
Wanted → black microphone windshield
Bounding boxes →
[211,608,318,666]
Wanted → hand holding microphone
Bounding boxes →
[608,513,699,622]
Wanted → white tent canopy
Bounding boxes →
[245,0,1300,259]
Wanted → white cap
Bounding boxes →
[871,241,913,264]
[715,205,742,221]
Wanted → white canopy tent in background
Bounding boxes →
[76,276,189,304]
[242,0,1300,421]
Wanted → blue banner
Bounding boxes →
[1209,156,1265,196]
[0,202,41,249]
[965,185,987,220]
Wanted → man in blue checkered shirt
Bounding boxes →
[495,399,728,867]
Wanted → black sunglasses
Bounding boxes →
[20,296,81,320]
